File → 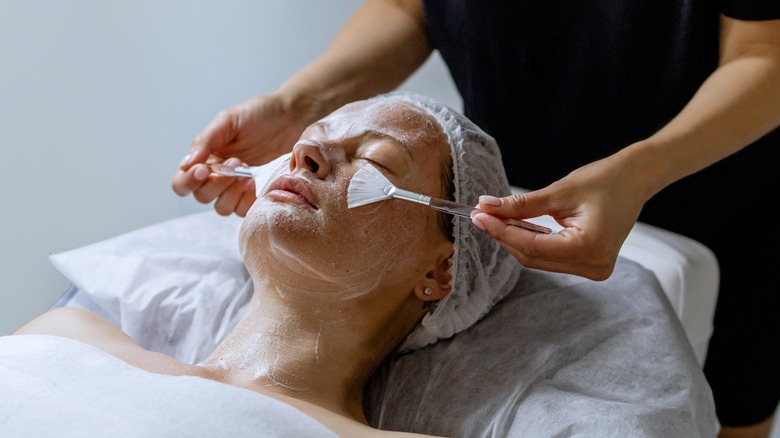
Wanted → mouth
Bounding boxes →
[265,175,319,209]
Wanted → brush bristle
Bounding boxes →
[347,164,394,208]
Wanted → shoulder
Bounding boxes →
[13,307,145,359]
[13,307,192,376]
[14,307,125,340]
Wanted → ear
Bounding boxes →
[413,250,454,302]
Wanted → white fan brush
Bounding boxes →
[347,164,551,234]
[206,153,292,197]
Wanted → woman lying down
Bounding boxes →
[2,92,519,437]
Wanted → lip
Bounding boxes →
[265,175,319,209]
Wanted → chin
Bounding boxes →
[239,200,324,267]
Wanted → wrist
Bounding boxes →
[272,83,330,128]
[613,139,679,201]
[274,60,365,127]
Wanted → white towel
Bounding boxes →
[0,335,337,438]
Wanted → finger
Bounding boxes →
[234,179,257,217]
[214,177,252,216]
[477,190,553,219]
[192,158,243,205]
[171,163,210,197]
[472,212,543,256]
[473,212,574,265]
[499,246,614,281]
[500,237,616,281]
[473,213,614,280]
[180,110,237,170]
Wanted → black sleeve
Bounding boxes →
[720,0,780,20]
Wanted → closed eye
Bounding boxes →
[358,157,394,175]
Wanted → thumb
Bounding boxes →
[477,189,552,219]
[471,211,537,252]
[180,111,237,170]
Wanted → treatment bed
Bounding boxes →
[0,185,719,437]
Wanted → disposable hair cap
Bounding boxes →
[368,91,522,351]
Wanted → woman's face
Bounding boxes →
[240,99,452,300]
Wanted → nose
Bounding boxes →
[290,142,331,179]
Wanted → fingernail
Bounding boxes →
[180,153,192,166]
[194,165,208,181]
[472,214,486,231]
[225,157,241,167]
[479,195,502,207]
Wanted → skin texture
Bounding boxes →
[17,100,455,438]
[170,1,780,433]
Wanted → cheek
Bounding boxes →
[334,201,435,266]
[394,154,447,199]
[334,161,441,256]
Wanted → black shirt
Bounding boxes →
[422,0,778,191]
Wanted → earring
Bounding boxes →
[423,287,432,296]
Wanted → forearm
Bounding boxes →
[277,0,433,126]
[615,17,780,201]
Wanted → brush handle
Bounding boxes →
[428,197,478,219]
[501,217,553,234]
[370,180,552,234]
[386,187,432,205]
[206,163,256,177]
[430,198,552,234]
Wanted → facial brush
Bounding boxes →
[206,162,256,177]
[347,164,552,234]
[206,153,293,198]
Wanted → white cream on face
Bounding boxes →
[314,99,435,154]
[240,98,450,302]
[240,193,411,301]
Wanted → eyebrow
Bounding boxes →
[364,129,413,159]
[310,122,413,159]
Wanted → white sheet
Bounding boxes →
[0,334,337,438]
[42,192,719,437]
[365,257,717,437]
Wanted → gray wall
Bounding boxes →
[0,0,460,335]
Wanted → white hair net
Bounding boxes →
[369,91,522,351]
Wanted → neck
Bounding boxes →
[199,278,413,423]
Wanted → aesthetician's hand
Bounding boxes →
[172,93,308,216]
[472,155,647,281]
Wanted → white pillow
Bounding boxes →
[50,211,251,364]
